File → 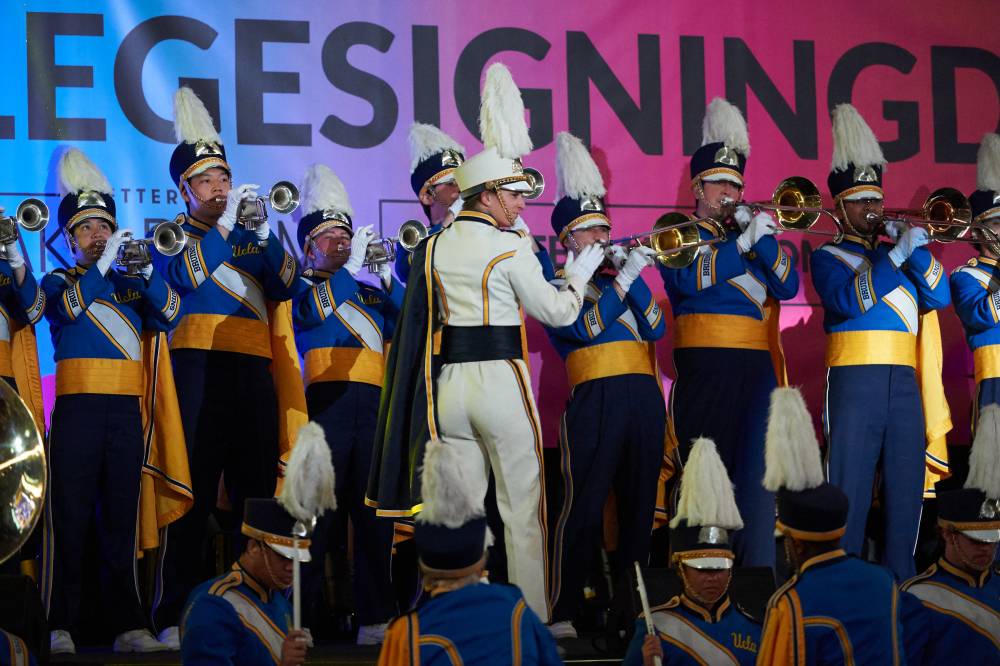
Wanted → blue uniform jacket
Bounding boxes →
[181,563,292,666]
[0,261,44,377]
[395,222,442,283]
[901,558,1000,663]
[623,594,761,665]
[379,583,561,665]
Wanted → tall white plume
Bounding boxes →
[976,133,1000,192]
[300,164,353,218]
[763,387,825,492]
[967,404,1000,498]
[417,439,484,528]
[702,97,750,156]
[279,421,337,523]
[555,132,606,201]
[58,148,112,195]
[830,104,885,173]
[479,63,533,159]
[173,87,221,145]
[409,123,465,173]
[670,438,744,530]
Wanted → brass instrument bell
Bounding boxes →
[0,381,46,566]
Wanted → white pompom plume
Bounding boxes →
[58,148,111,195]
[279,421,337,524]
[300,164,353,218]
[479,63,533,159]
[976,133,1000,192]
[409,123,465,173]
[670,438,743,530]
[763,387,824,492]
[418,439,484,528]
[830,104,885,173]
[173,86,221,145]
[555,132,606,202]
[967,404,1000,498]
[702,97,750,156]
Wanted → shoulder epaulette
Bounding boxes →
[208,571,243,597]
[901,563,938,591]
[647,595,681,616]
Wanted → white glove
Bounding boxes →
[140,262,154,280]
[377,260,392,288]
[562,243,605,292]
[883,219,907,242]
[736,211,778,254]
[344,224,376,276]
[254,219,270,244]
[615,246,656,293]
[442,195,464,227]
[889,226,929,267]
[3,241,24,270]
[733,205,752,231]
[96,230,129,276]
[218,183,260,232]
[605,244,628,271]
[511,216,529,235]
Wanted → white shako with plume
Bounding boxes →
[169,86,230,189]
[970,133,1000,223]
[764,387,849,540]
[56,148,118,235]
[453,63,536,200]
[689,97,749,187]
[409,123,466,197]
[550,131,611,242]
[935,404,1000,542]
[827,104,886,202]
[296,164,354,252]
[414,439,492,575]
[669,437,744,569]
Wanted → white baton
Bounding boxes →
[634,562,662,666]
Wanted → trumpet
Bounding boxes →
[609,213,724,269]
[0,198,49,246]
[522,167,545,200]
[115,221,187,276]
[237,181,300,245]
[363,220,428,272]
[722,177,845,242]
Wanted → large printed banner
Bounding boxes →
[2,0,999,445]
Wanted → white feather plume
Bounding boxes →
[409,123,465,173]
[555,132,606,201]
[300,164,353,218]
[417,439,484,528]
[763,387,824,492]
[279,422,337,524]
[976,133,1000,192]
[967,404,1000,498]
[173,86,221,145]
[58,148,111,195]
[670,438,743,530]
[830,104,885,173]
[702,97,750,156]
[479,63,532,159]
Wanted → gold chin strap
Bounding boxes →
[491,184,516,226]
[678,563,732,607]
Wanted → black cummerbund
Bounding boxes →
[440,325,522,363]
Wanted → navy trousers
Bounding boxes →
[825,364,925,580]
[302,381,395,627]
[154,350,280,628]
[43,393,146,636]
[670,348,777,569]
[549,374,665,623]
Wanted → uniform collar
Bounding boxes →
[232,562,270,602]
[305,268,335,280]
[799,548,847,573]
[939,557,992,589]
[976,256,999,267]
[455,210,501,228]
[841,234,876,250]
[186,214,213,232]
[679,593,730,623]
[72,263,94,275]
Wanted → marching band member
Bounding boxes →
[951,133,1000,424]
[395,123,466,283]
[546,132,665,638]
[624,438,760,666]
[153,87,307,643]
[180,498,312,666]
[901,405,1000,663]
[41,149,182,654]
[378,439,561,665]
[660,98,798,569]
[811,104,951,580]
[292,164,401,644]
[758,388,921,664]
[367,63,605,623]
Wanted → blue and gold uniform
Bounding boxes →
[40,149,182,642]
[546,132,667,625]
[812,105,951,581]
[661,100,798,569]
[291,164,403,631]
[0,629,35,666]
[0,257,44,394]
[624,595,759,665]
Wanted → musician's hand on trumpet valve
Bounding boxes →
[96,230,130,277]
[888,226,930,268]
[344,225,376,277]
[218,183,260,236]
[614,246,656,295]
[0,210,25,273]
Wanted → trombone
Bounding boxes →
[870,187,992,245]
[722,177,845,242]
[364,220,428,272]
[237,181,300,246]
[609,213,724,269]
[116,221,188,276]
